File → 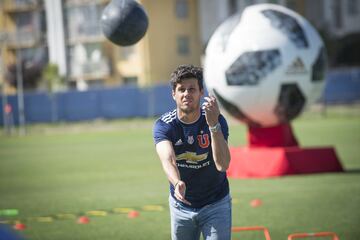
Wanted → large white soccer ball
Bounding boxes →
[204,4,327,127]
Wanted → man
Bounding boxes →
[153,64,232,240]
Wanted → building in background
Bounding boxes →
[198,0,360,46]
[0,0,359,94]
[140,0,202,85]
[0,0,47,94]
[198,0,360,66]
[0,0,202,93]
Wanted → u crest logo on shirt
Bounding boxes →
[197,134,210,148]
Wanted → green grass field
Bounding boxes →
[0,106,360,240]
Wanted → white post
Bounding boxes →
[44,0,67,76]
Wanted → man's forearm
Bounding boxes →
[156,141,181,186]
[161,157,181,186]
[211,130,231,172]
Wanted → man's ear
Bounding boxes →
[172,90,176,100]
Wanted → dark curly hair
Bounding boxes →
[170,64,203,91]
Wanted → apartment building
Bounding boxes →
[198,0,360,67]
[0,0,47,94]
[0,0,202,92]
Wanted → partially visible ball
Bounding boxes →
[204,4,327,127]
[101,0,149,46]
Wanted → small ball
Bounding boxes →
[101,0,149,46]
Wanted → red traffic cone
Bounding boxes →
[13,222,26,230]
[77,216,90,224]
[250,199,263,208]
[127,210,140,219]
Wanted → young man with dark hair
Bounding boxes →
[153,64,232,240]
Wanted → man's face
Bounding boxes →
[172,78,203,114]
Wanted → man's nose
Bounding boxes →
[183,91,191,98]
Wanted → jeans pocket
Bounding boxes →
[169,195,181,210]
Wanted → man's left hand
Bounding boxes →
[202,96,220,127]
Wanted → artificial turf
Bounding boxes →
[0,106,359,239]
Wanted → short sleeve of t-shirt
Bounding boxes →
[153,119,172,144]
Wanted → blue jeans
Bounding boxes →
[169,194,232,240]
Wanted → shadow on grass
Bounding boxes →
[344,169,360,174]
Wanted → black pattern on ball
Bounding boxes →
[101,0,149,46]
[226,49,281,86]
[262,9,308,49]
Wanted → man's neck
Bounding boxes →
[177,108,200,124]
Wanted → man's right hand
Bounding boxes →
[174,181,191,205]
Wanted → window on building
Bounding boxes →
[12,11,41,45]
[40,10,47,33]
[245,0,252,5]
[15,0,38,7]
[334,0,343,28]
[19,47,48,64]
[86,79,104,89]
[305,0,324,28]
[286,0,297,11]
[68,43,110,78]
[175,0,188,19]
[177,36,190,55]
[228,0,237,15]
[348,0,358,15]
[119,46,135,60]
[123,76,138,85]
[65,4,102,42]
[14,12,36,31]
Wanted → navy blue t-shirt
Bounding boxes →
[153,109,230,209]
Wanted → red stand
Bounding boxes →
[227,123,343,178]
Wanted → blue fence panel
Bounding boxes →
[151,85,175,116]
[322,69,360,103]
[99,86,143,118]
[1,68,359,126]
[24,92,52,123]
[57,90,101,122]
[0,95,18,125]
[0,84,176,125]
